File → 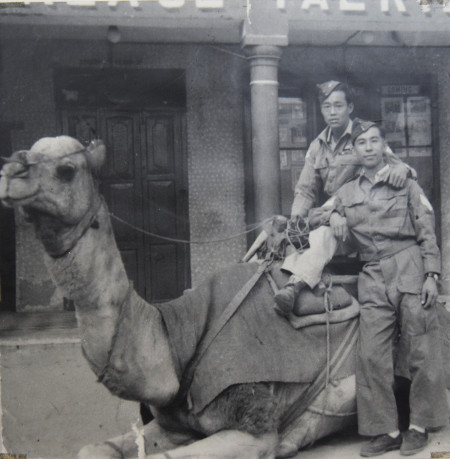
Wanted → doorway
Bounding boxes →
[57,69,190,302]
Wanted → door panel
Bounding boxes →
[100,111,145,297]
[103,115,137,180]
[145,117,175,174]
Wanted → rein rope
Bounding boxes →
[109,212,272,245]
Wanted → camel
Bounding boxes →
[0,136,360,459]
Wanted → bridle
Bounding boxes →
[3,147,104,258]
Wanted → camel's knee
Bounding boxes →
[147,430,278,459]
[78,441,123,459]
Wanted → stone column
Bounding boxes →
[246,45,283,223]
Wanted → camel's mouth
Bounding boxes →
[1,190,40,209]
[0,160,41,208]
[0,174,40,209]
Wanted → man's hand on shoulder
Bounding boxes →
[330,212,348,242]
[386,164,408,188]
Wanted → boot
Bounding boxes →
[274,281,306,316]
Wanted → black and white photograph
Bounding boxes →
[0,0,449,458]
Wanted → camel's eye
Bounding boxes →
[56,164,76,182]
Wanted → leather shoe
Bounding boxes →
[360,434,402,457]
[274,284,297,315]
[400,429,428,456]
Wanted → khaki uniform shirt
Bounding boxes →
[291,120,413,217]
[314,166,440,274]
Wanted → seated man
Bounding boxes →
[275,80,414,314]
[311,118,448,457]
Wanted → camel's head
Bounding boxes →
[0,136,105,226]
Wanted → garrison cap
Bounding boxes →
[351,118,379,144]
[317,80,343,103]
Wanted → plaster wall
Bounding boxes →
[0,39,249,309]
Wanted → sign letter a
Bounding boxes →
[301,0,329,10]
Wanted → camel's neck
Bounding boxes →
[43,201,131,371]
[41,199,180,406]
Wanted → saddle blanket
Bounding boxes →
[156,262,357,414]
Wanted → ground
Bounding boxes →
[293,398,450,459]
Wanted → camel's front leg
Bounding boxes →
[78,419,195,458]
[148,430,279,459]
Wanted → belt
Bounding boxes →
[359,239,417,263]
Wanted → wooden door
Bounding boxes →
[61,109,190,302]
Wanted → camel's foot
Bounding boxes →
[78,419,195,458]
[148,430,278,459]
[275,440,299,458]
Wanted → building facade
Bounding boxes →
[0,0,449,456]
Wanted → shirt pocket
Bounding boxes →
[375,190,408,230]
[340,193,365,208]
[340,193,366,224]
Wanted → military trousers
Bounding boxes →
[356,245,448,436]
[281,226,338,287]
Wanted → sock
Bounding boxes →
[388,430,400,439]
[288,275,302,284]
[409,424,425,433]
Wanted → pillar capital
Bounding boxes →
[244,45,284,63]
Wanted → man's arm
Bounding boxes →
[308,193,349,242]
[408,180,441,307]
[291,144,322,218]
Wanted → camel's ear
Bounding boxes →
[5,150,29,165]
[85,140,106,171]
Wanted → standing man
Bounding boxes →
[274,80,414,314]
[316,119,448,457]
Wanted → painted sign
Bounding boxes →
[2,0,449,13]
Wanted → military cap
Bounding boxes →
[317,80,343,103]
[351,118,380,143]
